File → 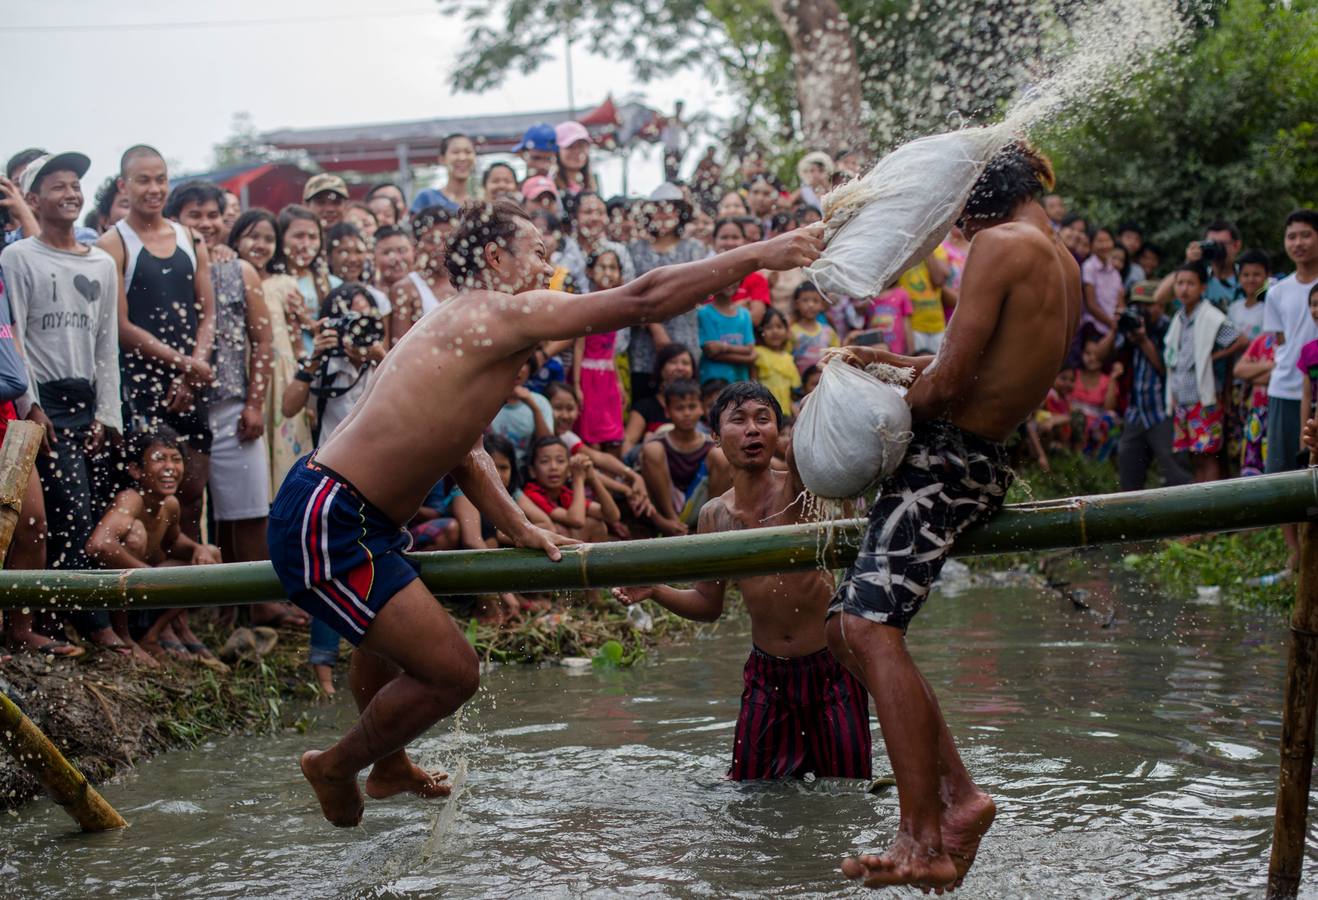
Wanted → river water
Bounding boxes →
[4,568,1313,898]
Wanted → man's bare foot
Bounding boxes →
[365,753,452,801]
[87,627,133,657]
[299,750,364,827]
[942,790,996,887]
[128,640,160,667]
[840,831,958,890]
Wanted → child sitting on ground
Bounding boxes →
[789,283,839,374]
[1070,339,1123,460]
[1165,262,1248,481]
[451,433,549,623]
[545,382,656,528]
[640,379,729,536]
[520,436,620,542]
[1027,369,1077,469]
[85,428,224,669]
[753,307,800,413]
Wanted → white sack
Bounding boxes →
[794,360,913,500]
[807,125,1010,300]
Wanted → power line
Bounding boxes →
[0,7,436,34]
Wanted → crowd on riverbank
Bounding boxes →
[0,123,1313,690]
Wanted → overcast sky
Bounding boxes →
[8,0,733,214]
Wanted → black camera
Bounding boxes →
[325,310,383,353]
[1116,307,1144,335]
[1198,239,1226,263]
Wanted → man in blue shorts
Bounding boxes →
[268,198,823,826]
[825,142,1081,891]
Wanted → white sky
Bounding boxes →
[7,0,734,215]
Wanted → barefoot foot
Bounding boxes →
[299,750,364,827]
[841,831,958,890]
[365,752,451,801]
[942,790,996,887]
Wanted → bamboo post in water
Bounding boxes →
[0,419,128,832]
[1268,460,1318,899]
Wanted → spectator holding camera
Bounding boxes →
[281,281,385,447]
[1098,281,1192,490]
[1155,221,1244,310]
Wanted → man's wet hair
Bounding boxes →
[960,140,1055,226]
[127,424,184,468]
[662,378,701,403]
[163,180,224,220]
[445,199,534,288]
[411,205,453,237]
[119,144,164,176]
[709,381,784,437]
[1175,261,1208,283]
[1237,248,1271,272]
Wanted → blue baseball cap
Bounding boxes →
[513,123,557,153]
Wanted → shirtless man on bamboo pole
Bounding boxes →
[267,199,823,826]
[824,141,1080,890]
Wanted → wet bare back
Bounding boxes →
[925,214,1080,442]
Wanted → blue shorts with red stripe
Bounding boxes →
[730,646,872,781]
[267,455,420,646]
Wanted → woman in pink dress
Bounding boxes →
[572,249,626,448]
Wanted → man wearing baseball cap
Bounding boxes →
[303,173,349,228]
[1105,279,1190,491]
[513,123,557,180]
[1,152,137,658]
[521,176,561,216]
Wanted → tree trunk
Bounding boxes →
[769,0,866,151]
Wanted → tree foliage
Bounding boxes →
[443,0,1049,152]
[1038,0,1318,267]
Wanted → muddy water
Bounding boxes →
[4,572,1311,898]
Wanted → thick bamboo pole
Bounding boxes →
[0,419,42,565]
[0,692,128,831]
[1268,467,1318,897]
[0,419,128,831]
[0,468,1313,609]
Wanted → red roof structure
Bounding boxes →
[260,96,658,175]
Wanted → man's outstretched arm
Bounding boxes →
[515,225,824,344]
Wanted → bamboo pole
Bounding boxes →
[1268,455,1318,897]
[0,691,128,831]
[0,419,42,565]
[0,468,1313,608]
[0,419,127,831]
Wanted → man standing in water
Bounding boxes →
[613,382,871,781]
[826,142,1079,890]
[268,199,822,826]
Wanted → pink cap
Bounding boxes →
[555,121,591,149]
[521,175,560,200]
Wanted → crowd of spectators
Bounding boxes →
[1,124,1315,690]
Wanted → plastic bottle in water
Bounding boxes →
[626,603,653,633]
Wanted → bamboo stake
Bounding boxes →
[0,419,127,831]
[0,691,128,831]
[1268,454,1318,898]
[0,419,42,565]
[0,469,1314,609]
